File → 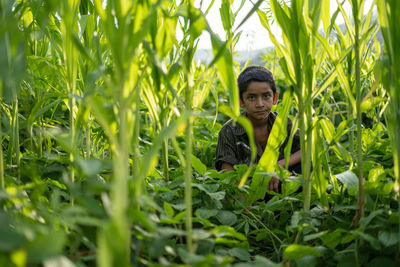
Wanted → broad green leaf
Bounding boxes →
[212,225,246,241]
[164,202,174,218]
[378,231,400,247]
[368,167,385,183]
[334,170,358,192]
[367,258,396,267]
[352,230,381,250]
[283,244,321,260]
[252,255,283,267]
[0,213,25,252]
[196,208,218,219]
[359,209,384,229]
[191,155,207,176]
[216,210,237,226]
[173,211,186,222]
[22,9,33,28]
[320,229,346,249]
[228,247,250,261]
[26,230,66,263]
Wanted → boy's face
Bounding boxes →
[240,81,278,122]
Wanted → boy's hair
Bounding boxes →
[237,66,276,100]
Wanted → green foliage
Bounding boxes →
[0,0,398,266]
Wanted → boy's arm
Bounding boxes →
[221,162,235,172]
[276,150,301,168]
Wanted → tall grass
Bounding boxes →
[377,0,400,260]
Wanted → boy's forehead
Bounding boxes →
[245,81,273,93]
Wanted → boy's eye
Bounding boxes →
[263,93,272,99]
[247,95,256,101]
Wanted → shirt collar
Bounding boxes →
[227,112,277,136]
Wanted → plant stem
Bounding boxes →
[12,98,20,179]
[68,84,75,206]
[353,0,364,227]
[133,78,141,211]
[0,93,4,190]
[184,80,193,254]
[86,116,91,158]
[163,139,169,181]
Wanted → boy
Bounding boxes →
[215,66,302,193]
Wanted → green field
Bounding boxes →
[0,0,399,266]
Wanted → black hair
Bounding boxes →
[237,66,276,100]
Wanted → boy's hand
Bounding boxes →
[267,177,280,193]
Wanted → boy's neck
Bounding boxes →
[248,115,269,129]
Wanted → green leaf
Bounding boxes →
[26,230,66,263]
[220,0,233,32]
[320,229,346,249]
[216,210,237,226]
[196,208,218,219]
[367,257,396,267]
[252,255,283,267]
[352,231,381,250]
[163,202,174,218]
[207,191,226,201]
[173,211,186,222]
[295,255,318,267]
[212,225,246,241]
[248,89,293,203]
[283,244,321,260]
[0,213,25,252]
[378,231,400,247]
[311,121,329,209]
[368,167,385,183]
[334,170,358,192]
[359,209,384,229]
[228,247,250,261]
[191,154,207,176]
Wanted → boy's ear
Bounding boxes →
[273,92,279,105]
[240,98,244,107]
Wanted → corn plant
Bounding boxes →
[377,0,400,260]
[0,0,26,180]
[256,0,331,211]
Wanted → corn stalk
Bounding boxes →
[377,0,400,260]
[60,0,79,204]
[256,0,330,211]
[351,0,365,226]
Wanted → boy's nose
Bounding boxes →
[256,97,264,107]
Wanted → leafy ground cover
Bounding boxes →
[0,0,399,266]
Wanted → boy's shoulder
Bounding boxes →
[220,118,246,136]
